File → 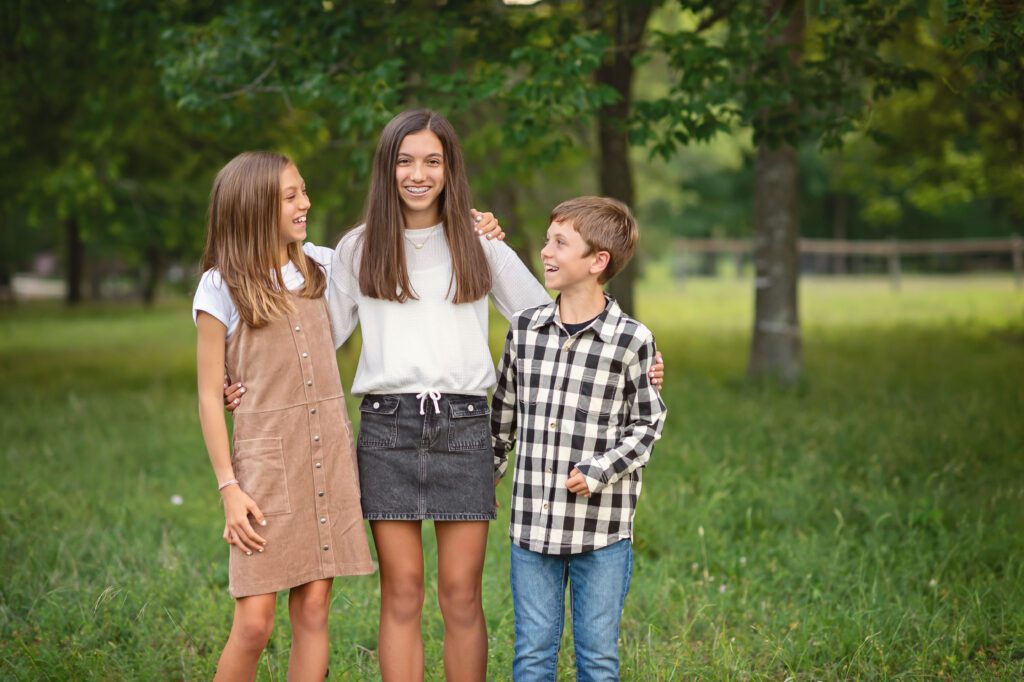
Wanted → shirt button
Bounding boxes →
[313,435,320,442]
[546,466,552,473]
[373,401,380,409]
[318,491,324,497]
[543,503,549,510]
[310,408,317,414]
[322,545,329,551]
[549,421,556,429]
[302,352,309,358]
[320,517,327,524]
[468,405,474,412]
[295,325,301,332]
[306,380,313,386]
[563,342,571,352]
[315,462,322,469]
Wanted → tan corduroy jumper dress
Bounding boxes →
[225,293,373,598]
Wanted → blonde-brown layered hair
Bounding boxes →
[550,196,639,284]
[201,151,326,328]
[358,109,490,303]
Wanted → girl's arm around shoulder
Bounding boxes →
[326,231,362,349]
[483,236,552,321]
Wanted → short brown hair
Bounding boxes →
[550,196,638,283]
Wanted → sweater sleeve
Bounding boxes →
[328,234,360,349]
[485,238,552,321]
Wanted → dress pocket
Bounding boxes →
[232,437,291,516]
[447,397,492,452]
[358,395,400,448]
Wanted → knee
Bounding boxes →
[291,590,331,633]
[234,612,274,651]
[437,581,482,629]
[381,577,425,622]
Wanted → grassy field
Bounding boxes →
[1,274,1022,680]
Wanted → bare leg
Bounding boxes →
[288,579,333,681]
[435,521,489,682]
[372,520,426,681]
[215,593,277,682]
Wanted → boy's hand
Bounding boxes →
[648,351,665,389]
[471,209,506,241]
[221,485,267,555]
[224,375,245,412]
[565,468,592,498]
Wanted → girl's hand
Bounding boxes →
[648,351,665,390]
[471,209,505,241]
[224,376,245,412]
[221,485,267,555]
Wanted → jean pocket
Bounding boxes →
[447,397,491,452]
[233,437,291,516]
[358,395,400,448]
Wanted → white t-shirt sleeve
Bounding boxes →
[485,237,552,321]
[192,269,239,336]
[302,242,334,284]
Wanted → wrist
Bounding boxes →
[218,478,239,493]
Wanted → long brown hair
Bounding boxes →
[358,109,491,303]
[201,151,326,328]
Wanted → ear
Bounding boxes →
[589,250,611,277]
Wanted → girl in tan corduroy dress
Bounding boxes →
[194,152,372,681]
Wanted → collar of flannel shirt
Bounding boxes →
[530,293,621,342]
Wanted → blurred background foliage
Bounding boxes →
[2,1,1020,329]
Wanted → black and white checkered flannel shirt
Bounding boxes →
[491,295,667,555]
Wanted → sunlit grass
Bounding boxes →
[1,275,1022,679]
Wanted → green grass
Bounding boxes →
[2,274,1023,680]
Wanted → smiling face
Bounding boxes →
[278,163,310,247]
[395,129,445,227]
[540,220,609,292]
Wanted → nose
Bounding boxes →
[540,242,553,259]
[410,161,425,182]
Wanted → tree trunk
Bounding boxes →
[65,216,83,305]
[142,244,163,306]
[490,184,539,280]
[748,0,804,383]
[585,0,655,316]
[0,210,12,305]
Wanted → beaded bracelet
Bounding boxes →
[218,478,239,492]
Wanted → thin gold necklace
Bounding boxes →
[404,228,436,250]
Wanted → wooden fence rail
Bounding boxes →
[673,235,1024,290]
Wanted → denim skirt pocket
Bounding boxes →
[447,397,491,452]
[358,395,400,448]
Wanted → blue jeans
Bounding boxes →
[510,540,633,681]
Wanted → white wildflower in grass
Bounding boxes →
[170,494,183,506]
[929,578,938,589]
[719,583,727,593]
[691,562,699,573]
[739,556,747,566]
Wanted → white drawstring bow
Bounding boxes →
[416,390,442,415]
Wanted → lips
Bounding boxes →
[404,186,431,196]
[293,215,307,224]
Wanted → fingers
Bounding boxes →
[473,211,502,239]
[231,516,266,554]
[564,470,591,497]
[223,382,245,411]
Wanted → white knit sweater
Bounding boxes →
[329,223,550,396]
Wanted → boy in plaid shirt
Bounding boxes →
[492,196,667,680]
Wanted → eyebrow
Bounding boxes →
[398,152,443,159]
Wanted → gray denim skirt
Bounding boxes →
[356,393,497,521]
